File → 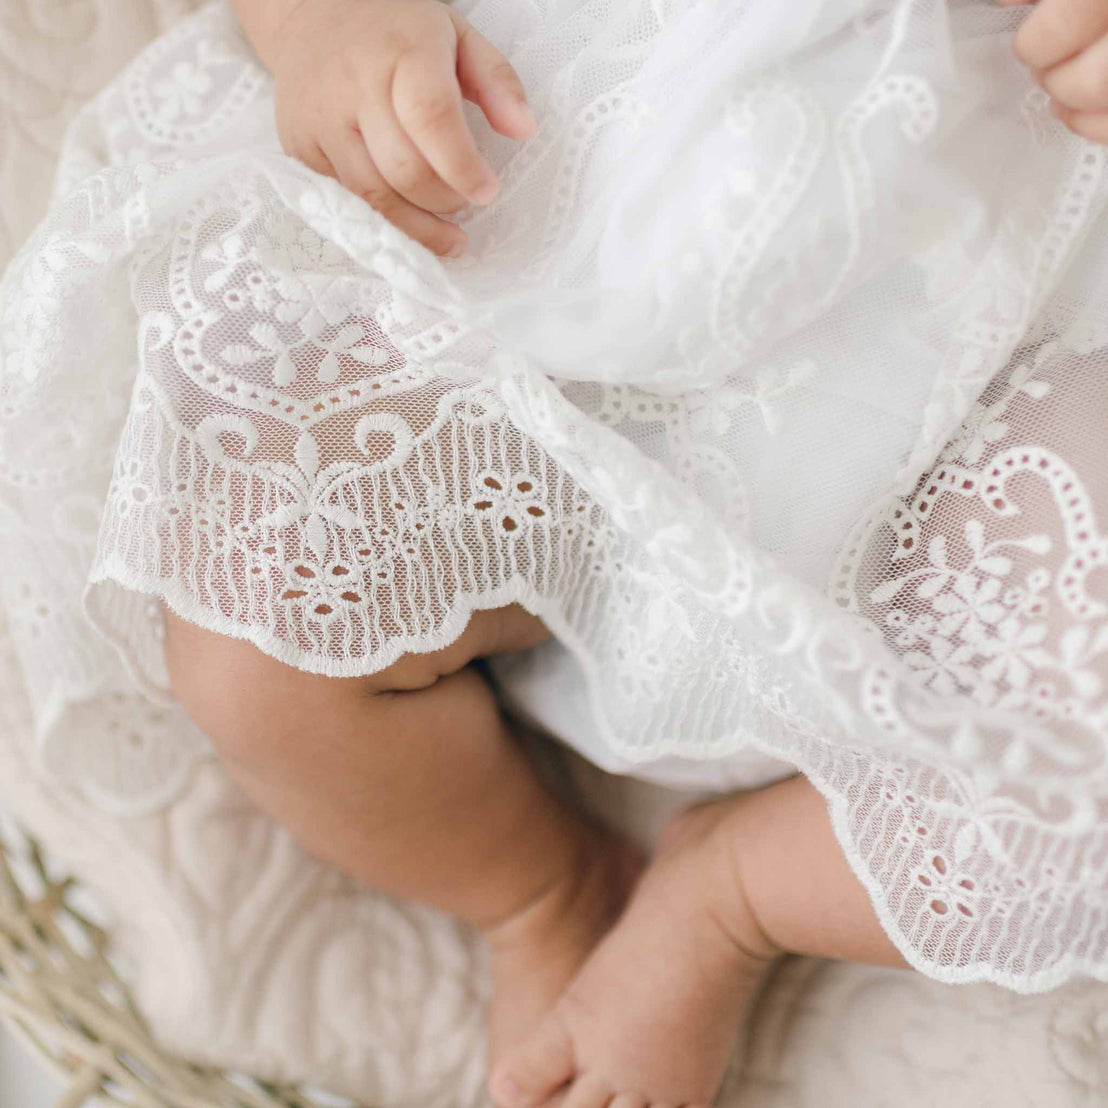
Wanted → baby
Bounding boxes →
[161,1,1108,1106]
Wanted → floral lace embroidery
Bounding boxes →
[3,0,1108,992]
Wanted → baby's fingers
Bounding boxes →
[1041,33,1108,113]
[358,106,469,216]
[326,130,467,257]
[294,141,339,182]
[452,16,536,141]
[1050,102,1108,144]
[1012,0,1108,72]
[392,47,500,206]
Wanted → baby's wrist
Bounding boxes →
[232,0,307,70]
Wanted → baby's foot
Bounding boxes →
[483,828,644,1069]
[489,798,782,1108]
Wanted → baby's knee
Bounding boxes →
[161,603,548,770]
[162,608,367,771]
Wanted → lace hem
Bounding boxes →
[4,0,1108,989]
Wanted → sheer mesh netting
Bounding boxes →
[2,0,1108,989]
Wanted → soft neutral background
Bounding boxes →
[1,1,189,1105]
[3,1,1108,1106]
[0,1027,63,1106]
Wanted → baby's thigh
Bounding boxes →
[162,603,548,766]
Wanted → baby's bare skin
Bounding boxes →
[491,776,908,1108]
[233,0,1103,261]
[491,799,779,1108]
[166,601,905,1107]
[232,0,536,256]
[164,604,641,1070]
[177,2,1102,1102]
[1005,0,1108,143]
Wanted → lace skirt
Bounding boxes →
[3,0,1108,990]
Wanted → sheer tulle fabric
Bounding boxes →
[2,0,1108,989]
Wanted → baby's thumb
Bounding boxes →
[453,18,537,141]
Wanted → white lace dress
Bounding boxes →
[2,0,1108,992]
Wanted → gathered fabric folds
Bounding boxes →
[2,0,1108,990]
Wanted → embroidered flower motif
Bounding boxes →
[5,233,107,382]
[884,608,936,650]
[391,494,461,550]
[271,273,353,336]
[244,430,373,562]
[903,635,979,697]
[312,322,391,383]
[111,458,152,518]
[202,234,250,293]
[222,320,299,386]
[152,60,213,123]
[280,558,366,621]
[1001,566,1051,619]
[257,211,353,274]
[916,853,979,920]
[471,471,549,533]
[219,267,276,319]
[220,277,387,386]
[976,616,1050,694]
[932,572,1005,640]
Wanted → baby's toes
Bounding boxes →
[490,1011,576,1108]
[608,1093,648,1108]
[560,1074,614,1108]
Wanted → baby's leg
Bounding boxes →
[163,606,641,1063]
[491,774,905,1108]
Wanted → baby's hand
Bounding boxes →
[268,0,536,256]
[1003,0,1108,142]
